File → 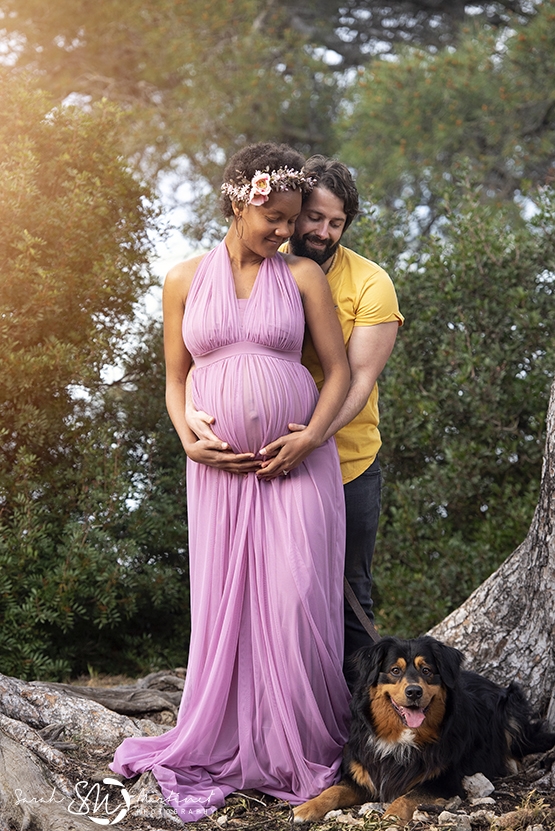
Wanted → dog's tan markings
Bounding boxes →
[385,792,448,826]
[293,783,361,823]
[414,685,446,746]
[370,686,405,741]
[384,794,421,825]
[349,760,376,795]
[392,657,407,674]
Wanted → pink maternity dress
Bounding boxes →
[111,241,350,821]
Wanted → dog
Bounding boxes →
[294,636,555,824]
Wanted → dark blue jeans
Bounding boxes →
[343,455,381,685]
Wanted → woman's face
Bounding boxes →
[238,189,302,258]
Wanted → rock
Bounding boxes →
[470,809,496,824]
[462,773,495,799]
[358,802,384,816]
[438,810,472,830]
[532,773,552,788]
[413,810,432,822]
[324,809,344,819]
[469,796,496,806]
[336,814,364,826]
[445,796,463,811]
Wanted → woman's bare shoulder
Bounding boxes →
[281,252,327,291]
[165,253,205,286]
[164,253,206,300]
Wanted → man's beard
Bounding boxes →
[289,233,340,267]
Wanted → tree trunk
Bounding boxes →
[429,378,555,719]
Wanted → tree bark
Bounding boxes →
[429,379,555,718]
[0,672,176,830]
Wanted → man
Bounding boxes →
[186,156,403,684]
[284,156,403,682]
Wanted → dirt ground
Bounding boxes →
[67,673,555,831]
[74,732,555,829]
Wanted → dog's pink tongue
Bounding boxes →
[401,707,426,728]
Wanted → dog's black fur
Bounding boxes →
[294,636,555,824]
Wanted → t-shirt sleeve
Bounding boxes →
[354,266,404,327]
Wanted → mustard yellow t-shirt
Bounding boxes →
[282,244,403,484]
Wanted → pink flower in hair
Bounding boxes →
[248,172,272,205]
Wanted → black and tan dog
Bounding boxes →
[294,636,555,824]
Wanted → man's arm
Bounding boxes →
[320,321,399,441]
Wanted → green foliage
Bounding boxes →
[0,74,190,679]
[0,72,154,484]
[0,0,343,239]
[0,434,188,679]
[350,183,555,635]
[342,1,555,212]
[1,1,542,237]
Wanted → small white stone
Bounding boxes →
[469,796,496,806]
[462,772,495,798]
[323,809,343,820]
[532,773,552,788]
[438,810,472,830]
[216,816,228,826]
[470,810,496,823]
[358,802,384,816]
[412,810,432,822]
[525,826,544,831]
[445,796,462,811]
[336,814,364,826]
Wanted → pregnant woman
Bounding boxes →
[111,142,351,822]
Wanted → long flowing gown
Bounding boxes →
[111,241,350,822]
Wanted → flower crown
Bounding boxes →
[221,167,316,207]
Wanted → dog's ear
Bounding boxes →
[350,638,397,689]
[426,637,463,688]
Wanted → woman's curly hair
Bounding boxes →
[220,142,307,218]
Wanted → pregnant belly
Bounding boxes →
[192,356,318,455]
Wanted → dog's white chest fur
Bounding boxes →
[369,729,418,764]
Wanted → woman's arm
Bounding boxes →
[163,259,200,453]
[257,256,350,479]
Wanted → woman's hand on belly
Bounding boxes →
[185,438,263,473]
[256,422,318,480]
[186,394,262,472]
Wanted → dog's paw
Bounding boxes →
[293,783,361,823]
[384,795,424,825]
[293,799,325,823]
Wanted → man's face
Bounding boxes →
[290,186,347,266]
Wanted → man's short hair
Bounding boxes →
[303,155,360,231]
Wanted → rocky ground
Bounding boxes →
[2,669,553,831]
[68,672,555,831]
[68,741,555,831]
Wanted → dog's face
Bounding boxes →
[351,636,463,743]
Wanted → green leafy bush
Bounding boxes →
[0,74,189,679]
[350,184,555,635]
